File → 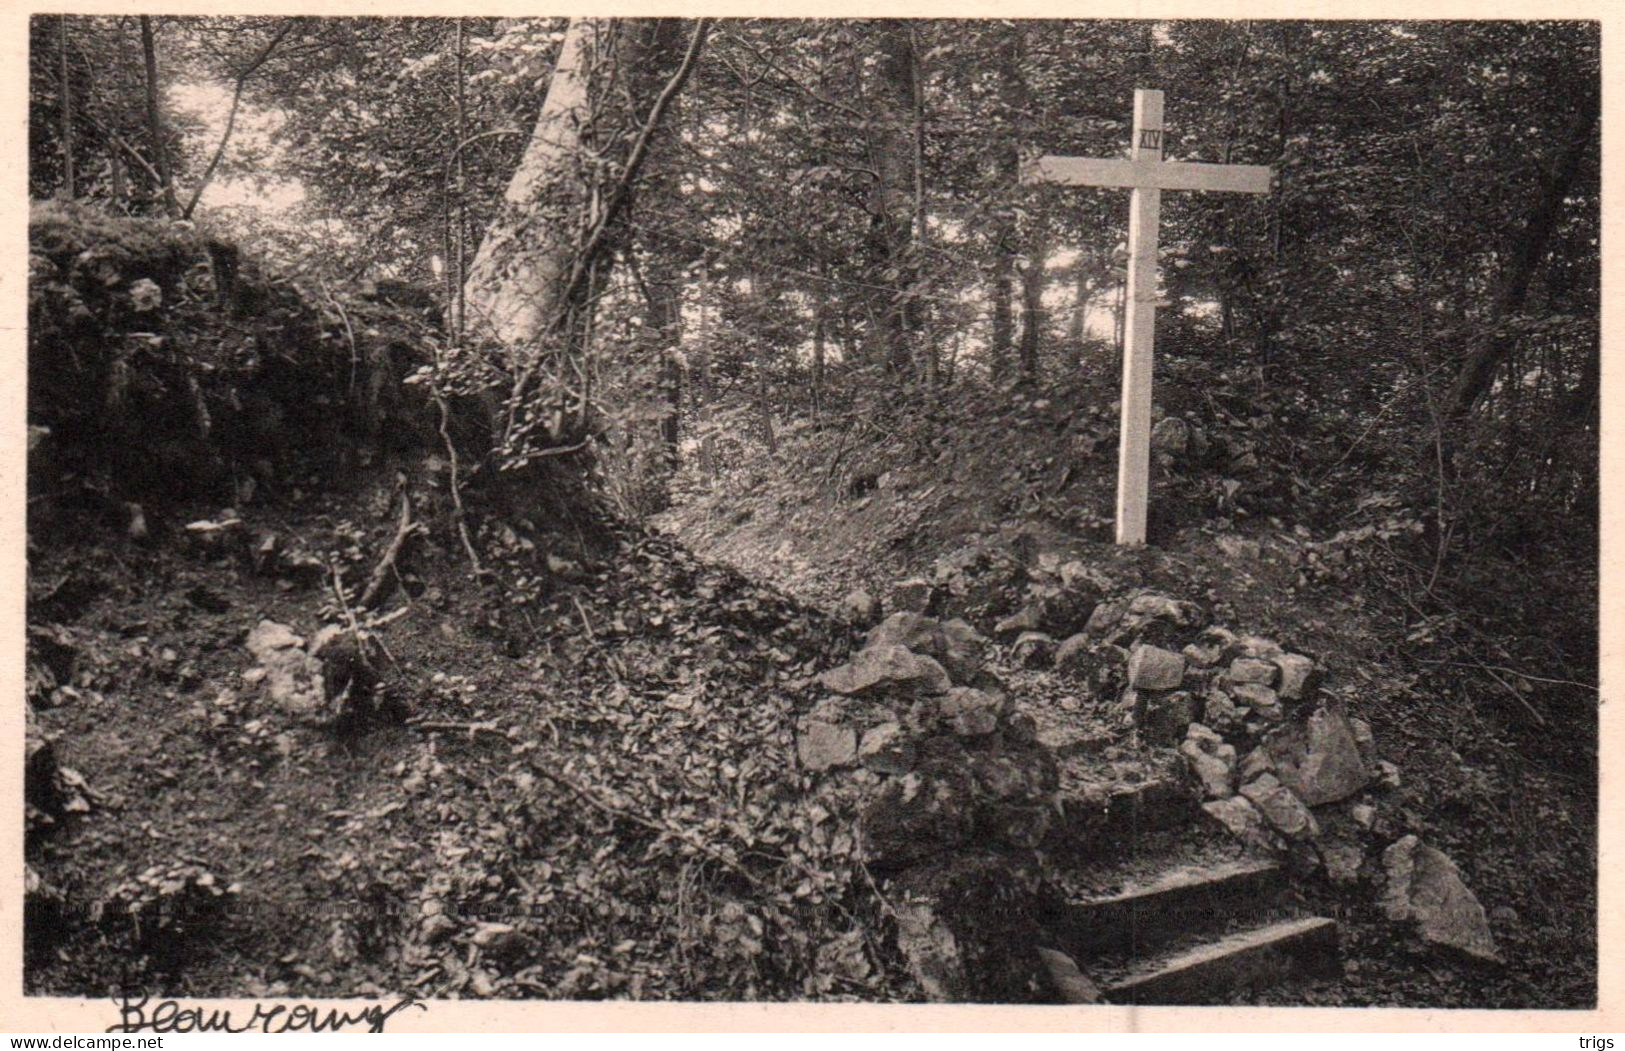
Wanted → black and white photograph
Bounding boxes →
[18,9,1601,1020]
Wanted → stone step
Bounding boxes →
[1058,774,1198,850]
[1104,916,1341,1006]
[1062,856,1287,958]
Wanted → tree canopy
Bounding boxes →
[30,14,1599,569]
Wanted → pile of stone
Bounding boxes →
[988,558,1502,969]
[829,558,1504,983]
[1081,612,1501,966]
[994,557,1116,644]
[808,607,1066,999]
[806,611,1057,871]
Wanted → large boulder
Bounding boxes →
[858,722,916,774]
[994,607,1042,637]
[797,717,858,772]
[864,612,986,683]
[1084,599,1128,637]
[1202,688,1245,733]
[938,619,989,682]
[1114,593,1205,647]
[931,544,1029,629]
[1011,631,1056,668]
[838,588,881,627]
[968,749,1059,849]
[1037,948,1103,1004]
[244,619,326,716]
[1240,773,1319,839]
[1184,626,1237,666]
[820,643,952,697]
[1320,839,1365,886]
[1233,635,1286,660]
[1230,682,1283,721]
[1228,657,1279,686]
[1264,707,1371,806]
[1127,644,1186,690]
[1273,653,1318,700]
[1150,416,1189,458]
[1138,690,1199,745]
[1202,795,1276,853]
[893,896,964,1001]
[1349,717,1378,766]
[1126,593,1204,628]
[1381,835,1501,964]
[931,687,1003,738]
[1180,723,1237,799]
[1033,582,1100,638]
[1053,633,1113,682]
[891,577,935,614]
[865,611,941,654]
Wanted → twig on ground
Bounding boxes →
[1419,658,1596,691]
[366,605,411,630]
[571,594,596,641]
[426,360,484,575]
[329,561,362,638]
[409,719,507,738]
[359,490,421,610]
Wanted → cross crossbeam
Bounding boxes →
[1021,156,1273,195]
[1023,89,1274,546]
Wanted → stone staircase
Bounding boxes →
[1038,823,1343,1005]
[817,591,1491,1004]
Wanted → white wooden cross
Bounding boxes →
[1022,89,1273,545]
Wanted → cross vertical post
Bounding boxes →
[1117,88,1164,546]
[1022,88,1272,547]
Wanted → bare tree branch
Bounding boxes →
[182,18,297,219]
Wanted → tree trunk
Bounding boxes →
[660,352,682,469]
[138,16,179,218]
[910,23,935,393]
[625,20,689,475]
[696,258,714,405]
[1019,227,1047,381]
[752,266,778,452]
[182,19,294,220]
[462,17,601,348]
[866,19,919,376]
[461,17,708,451]
[991,22,1030,384]
[57,16,75,200]
[990,250,1013,380]
[646,254,684,472]
[453,17,468,340]
[1443,89,1599,426]
[812,307,826,418]
[110,152,127,209]
[1066,262,1091,371]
